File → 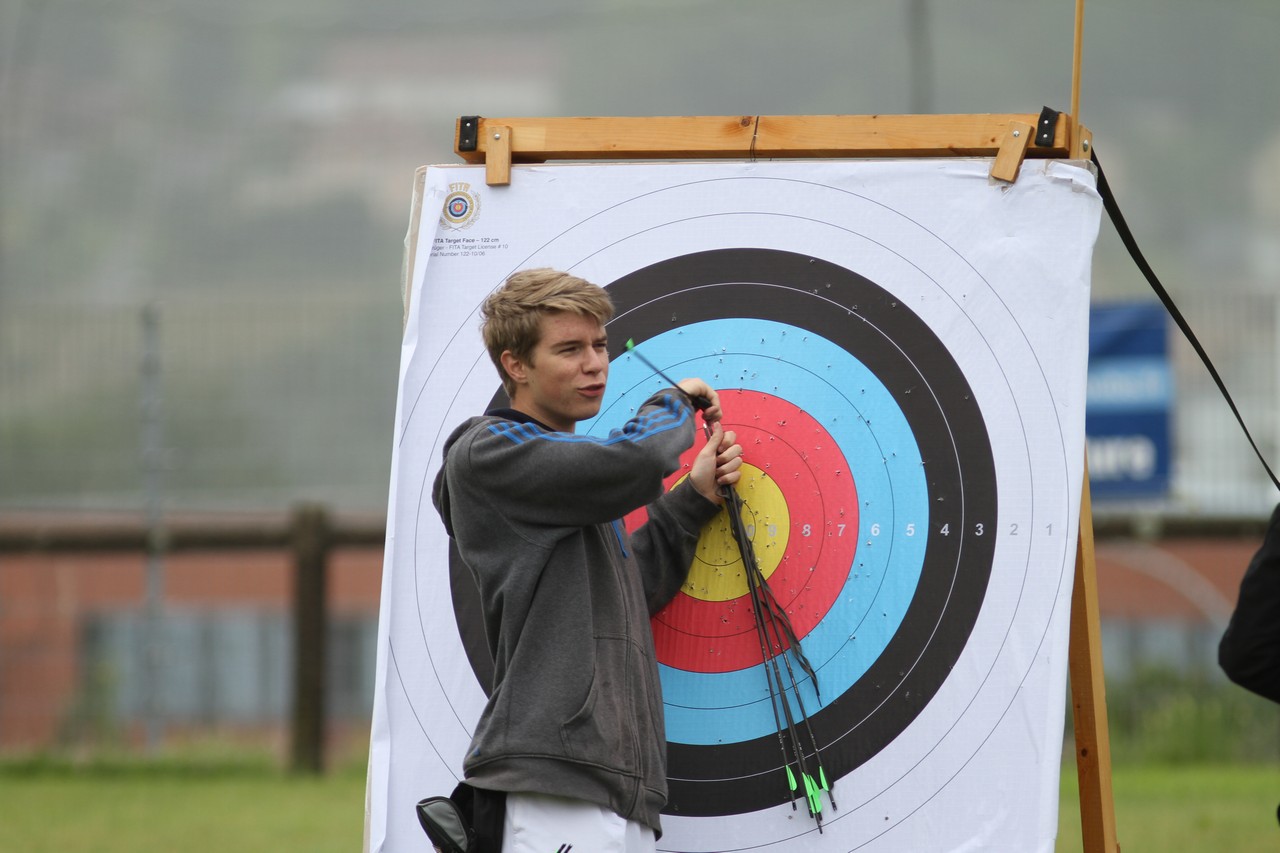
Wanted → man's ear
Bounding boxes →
[500,350,527,387]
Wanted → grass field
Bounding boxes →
[2,754,1278,851]
[0,751,368,853]
[1057,763,1280,852]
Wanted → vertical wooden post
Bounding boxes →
[1068,464,1121,852]
[291,502,329,774]
[1070,0,1089,160]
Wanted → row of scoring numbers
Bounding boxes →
[712,522,1030,539]
[836,522,1059,537]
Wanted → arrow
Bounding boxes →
[624,339,711,410]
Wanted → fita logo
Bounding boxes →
[440,182,480,230]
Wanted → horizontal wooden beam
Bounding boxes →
[752,113,1071,158]
[456,115,758,163]
[454,114,1084,167]
[0,510,386,553]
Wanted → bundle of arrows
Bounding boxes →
[625,339,836,829]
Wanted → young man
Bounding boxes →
[1219,502,1280,827]
[1220,502,1280,704]
[432,268,743,852]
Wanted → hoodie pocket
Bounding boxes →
[559,634,638,773]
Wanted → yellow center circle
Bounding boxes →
[679,463,791,602]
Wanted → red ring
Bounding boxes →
[626,392,859,673]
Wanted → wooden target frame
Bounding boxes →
[373,109,1118,853]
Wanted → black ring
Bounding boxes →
[449,248,997,818]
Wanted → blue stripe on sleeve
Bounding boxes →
[488,395,689,446]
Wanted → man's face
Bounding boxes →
[503,311,609,433]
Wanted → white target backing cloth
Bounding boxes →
[367,158,1102,853]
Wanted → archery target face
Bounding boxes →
[588,250,997,823]
[374,160,1099,853]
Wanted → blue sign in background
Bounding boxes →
[1086,302,1172,500]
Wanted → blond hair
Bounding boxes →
[481,268,615,396]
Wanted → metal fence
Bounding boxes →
[76,607,375,729]
[2,290,1275,516]
[1165,290,1279,515]
[0,508,385,759]
[1,294,403,513]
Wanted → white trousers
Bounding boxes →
[501,792,657,853]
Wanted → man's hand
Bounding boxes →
[690,421,743,505]
[676,377,722,423]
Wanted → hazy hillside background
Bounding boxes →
[2,0,1278,513]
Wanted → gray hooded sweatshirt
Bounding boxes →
[431,388,721,837]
